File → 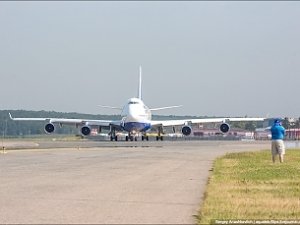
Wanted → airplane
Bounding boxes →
[9,66,265,141]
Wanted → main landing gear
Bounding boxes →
[141,135,149,141]
[110,135,118,141]
[125,135,136,141]
[156,126,164,141]
[156,135,163,141]
[109,127,118,141]
[125,133,149,141]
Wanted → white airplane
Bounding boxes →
[9,67,265,141]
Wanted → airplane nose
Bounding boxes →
[128,106,140,121]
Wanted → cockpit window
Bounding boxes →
[129,101,138,104]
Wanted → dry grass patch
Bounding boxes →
[197,149,300,224]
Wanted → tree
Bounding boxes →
[245,121,256,131]
[282,117,290,130]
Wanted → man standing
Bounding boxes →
[270,119,286,163]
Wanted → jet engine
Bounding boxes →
[181,125,192,136]
[81,126,91,136]
[44,123,55,134]
[219,123,230,133]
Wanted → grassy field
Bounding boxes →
[4,134,83,141]
[197,149,300,224]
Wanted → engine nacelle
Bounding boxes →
[81,126,91,136]
[181,125,192,136]
[220,123,230,133]
[44,123,55,134]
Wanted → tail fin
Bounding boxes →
[138,66,142,100]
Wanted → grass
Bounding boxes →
[4,134,83,141]
[197,149,300,224]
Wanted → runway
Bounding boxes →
[0,140,270,224]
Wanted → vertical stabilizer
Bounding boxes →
[138,66,142,100]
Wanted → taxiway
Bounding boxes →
[0,140,270,224]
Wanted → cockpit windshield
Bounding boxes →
[129,101,139,104]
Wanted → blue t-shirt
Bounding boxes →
[271,124,285,140]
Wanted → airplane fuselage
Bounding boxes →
[120,98,152,133]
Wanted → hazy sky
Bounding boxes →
[1,2,300,117]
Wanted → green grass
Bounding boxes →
[197,149,300,224]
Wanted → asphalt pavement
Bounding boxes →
[0,140,270,224]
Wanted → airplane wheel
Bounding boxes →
[134,137,137,141]
[146,136,149,141]
[115,136,118,141]
[156,136,159,141]
[161,136,164,141]
[130,136,134,141]
[110,136,113,141]
[126,136,129,141]
[142,136,144,141]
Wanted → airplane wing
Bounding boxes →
[151,117,265,127]
[9,113,121,129]
[9,113,122,135]
[151,117,265,136]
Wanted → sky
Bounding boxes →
[0,1,300,118]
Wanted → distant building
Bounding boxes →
[193,128,254,140]
[254,128,271,140]
[286,128,300,140]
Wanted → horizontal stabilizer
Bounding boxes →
[98,105,122,110]
[150,105,183,111]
